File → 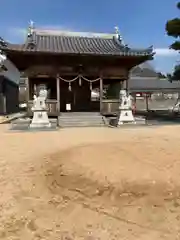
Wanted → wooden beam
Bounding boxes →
[36,75,50,78]
[56,75,60,113]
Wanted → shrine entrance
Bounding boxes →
[59,75,100,112]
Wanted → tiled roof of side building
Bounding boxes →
[0,28,155,57]
[130,62,158,78]
[129,78,180,92]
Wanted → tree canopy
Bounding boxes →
[166,2,180,80]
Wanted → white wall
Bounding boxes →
[0,53,20,85]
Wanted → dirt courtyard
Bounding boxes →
[0,125,180,239]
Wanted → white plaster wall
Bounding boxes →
[0,54,20,85]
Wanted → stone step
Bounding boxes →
[58,112,106,127]
[60,112,101,116]
[59,122,105,127]
[58,116,104,120]
[59,123,105,127]
[59,117,103,120]
[59,118,104,122]
[59,120,105,124]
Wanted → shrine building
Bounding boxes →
[0,23,154,117]
[0,39,20,115]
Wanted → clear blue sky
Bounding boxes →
[0,0,179,73]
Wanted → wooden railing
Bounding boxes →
[27,99,58,116]
[101,99,119,115]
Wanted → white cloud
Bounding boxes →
[1,27,27,43]
[8,27,27,36]
[3,24,73,42]
[154,48,179,56]
[36,24,72,31]
[5,24,110,40]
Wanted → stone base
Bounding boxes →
[10,125,58,132]
[118,109,136,125]
[10,118,58,132]
[29,122,51,129]
[30,111,51,129]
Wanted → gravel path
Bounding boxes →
[0,124,180,239]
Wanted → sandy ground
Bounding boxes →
[0,125,180,239]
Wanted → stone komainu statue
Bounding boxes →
[32,89,48,111]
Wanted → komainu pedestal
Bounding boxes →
[30,89,51,129]
[118,90,136,125]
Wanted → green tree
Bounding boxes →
[166,2,180,80]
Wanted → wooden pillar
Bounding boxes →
[145,93,149,111]
[126,79,128,92]
[99,75,103,113]
[56,74,60,113]
[25,77,29,102]
[121,79,127,91]
[125,69,130,93]
[25,77,30,114]
[2,95,6,115]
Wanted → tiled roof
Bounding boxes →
[129,78,180,92]
[0,29,154,57]
[131,64,158,78]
